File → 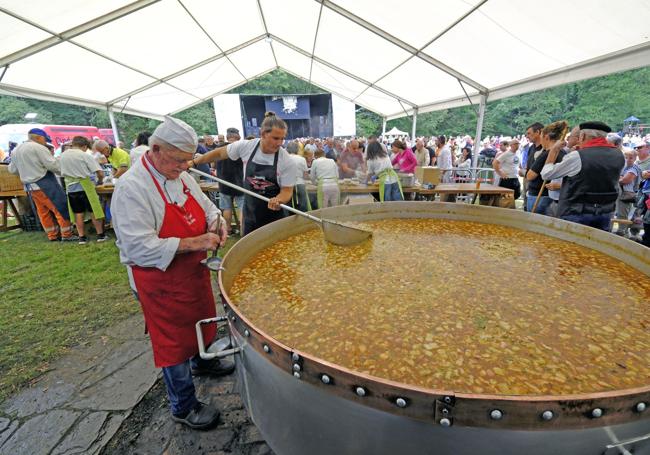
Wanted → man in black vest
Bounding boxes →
[540,121,624,231]
[215,127,244,234]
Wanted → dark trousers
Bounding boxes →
[498,178,521,200]
[561,213,612,231]
[162,350,215,416]
[643,224,650,247]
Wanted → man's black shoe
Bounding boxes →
[171,401,220,430]
[191,358,235,377]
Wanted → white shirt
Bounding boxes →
[414,148,430,167]
[130,144,149,167]
[111,155,221,291]
[60,148,101,179]
[289,154,308,185]
[437,147,452,169]
[541,150,582,181]
[8,141,60,186]
[227,139,296,187]
[495,151,520,178]
[310,157,339,185]
[367,156,397,184]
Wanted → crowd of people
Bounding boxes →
[3,111,648,432]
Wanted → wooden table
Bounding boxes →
[0,182,221,232]
[419,183,514,206]
[0,189,25,232]
[305,183,419,195]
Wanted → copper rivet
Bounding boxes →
[263,344,270,353]
[292,353,300,362]
[355,387,366,397]
[321,374,331,384]
[636,402,646,412]
[292,363,301,372]
[396,398,407,408]
[444,396,452,404]
[591,408,603,418]
[439,418,451,427]
[541,410,554,421]
[244,329,250,337]
[231,315,236,321]
[293,372,300,379]
[490,409,503,420]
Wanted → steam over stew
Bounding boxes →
[229,219,650,395]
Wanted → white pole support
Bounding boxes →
[411,108,418,141]
[472,93,487,168]
[381,117,387,136]
[108,107,120,145]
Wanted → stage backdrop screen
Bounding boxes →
[264,96,311,120]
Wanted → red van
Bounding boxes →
[0,124,114,155]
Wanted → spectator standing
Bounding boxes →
[287,141,310,211]
[130,131,151,166]
[614,148,641,237]
[541,121,624,231]
[215,128,244,234]
[493,138,521,200]
[311,149,340,208]
[8,128,75,241]
[60,136,106,243]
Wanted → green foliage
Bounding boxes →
[2,67,649,142]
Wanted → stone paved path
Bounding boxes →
[0,312,274,455]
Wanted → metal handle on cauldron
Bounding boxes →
[195,316,241,360]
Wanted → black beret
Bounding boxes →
[579,121,611,133]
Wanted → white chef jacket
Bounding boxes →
[111,154,221,290]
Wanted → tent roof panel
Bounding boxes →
[0,0,648,119]
[2,41,155,103]
[314,7,412,83]
[114,82,200,115]
[166,57,244,100]
[0,0,134,34]
[73,0,219,79]
[331,0,483,49]
[227,39,276,79]
[261,0,322,53]
[272,42,313,79]
[182,0,266,51]
[375,56,475,107]
[0,12,51,58]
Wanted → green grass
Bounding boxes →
[0,229,240,404]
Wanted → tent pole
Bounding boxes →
[472,93,487,168]
[411,108,418,141]
[382,117,387,136]
[107,107,120,146]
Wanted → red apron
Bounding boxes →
[132,157,216,367]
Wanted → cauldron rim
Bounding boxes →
[217,202,650,430]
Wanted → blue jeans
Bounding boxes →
[561,213,612,231]
[383,182,403,201]
[526,193,551,214]
[162,351,217,416]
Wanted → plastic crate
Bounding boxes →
[0,165,23,192]
[19,214,43,231]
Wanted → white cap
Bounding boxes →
[151,116,197,154]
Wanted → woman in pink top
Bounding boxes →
[390,140,418,174]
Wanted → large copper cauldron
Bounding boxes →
[201,202,650,455]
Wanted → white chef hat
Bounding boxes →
[151,116,197,154]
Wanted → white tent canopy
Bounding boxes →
[383,126,408,137]
[0,0,649,121]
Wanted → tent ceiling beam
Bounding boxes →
[255,0,279,68]
[307,1,325,89]
[270,34,417,109]
[486,41,650,103]
[0,0,160,68]
[0,82,165,120]
[318,0,487,93]
[107,34,267,106]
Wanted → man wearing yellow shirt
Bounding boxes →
[96,140,130,178]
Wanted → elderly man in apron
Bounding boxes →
[8,128,75,241]
[112,117,233,430]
